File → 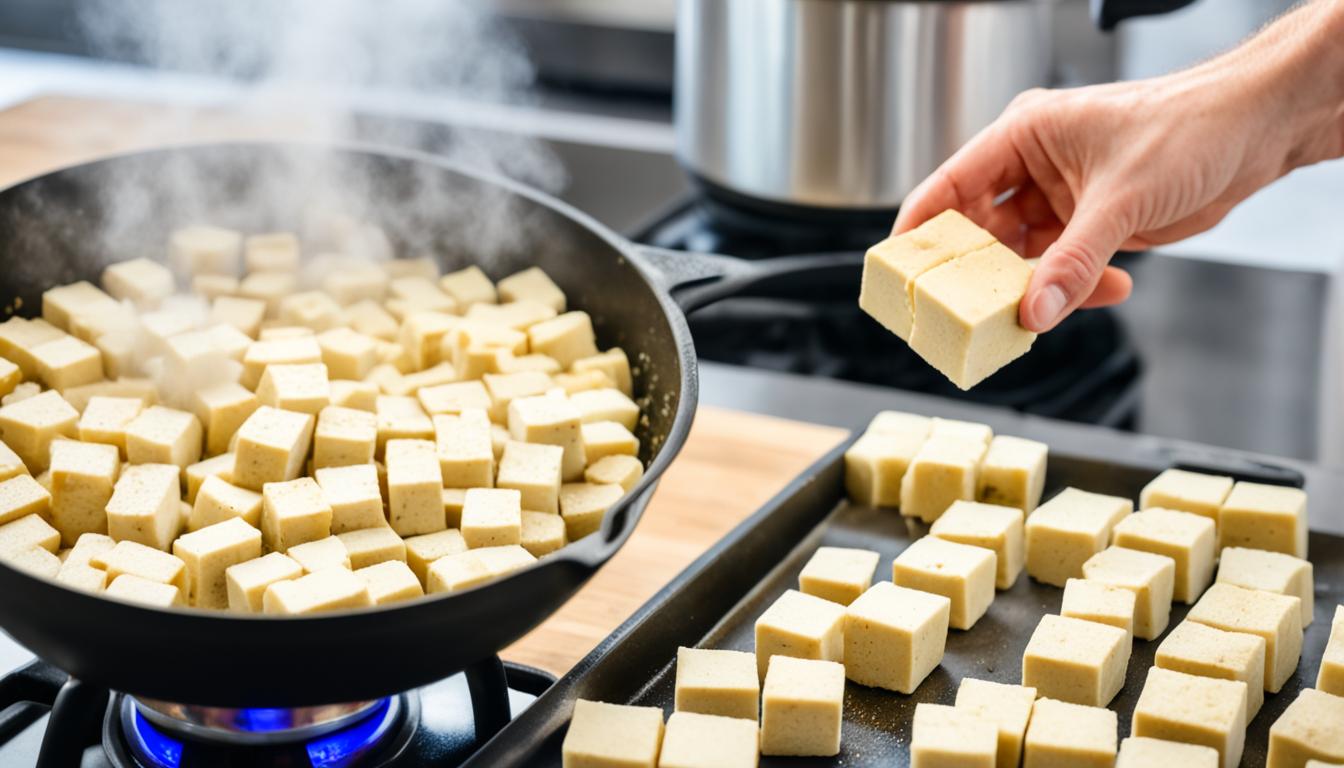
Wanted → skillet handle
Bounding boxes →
[630,245,864,315]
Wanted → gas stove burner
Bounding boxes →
[106,694,418,768]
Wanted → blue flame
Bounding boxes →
[306,699,396,767]
[128,709,183,768]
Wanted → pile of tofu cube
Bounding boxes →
[0,223,647,615]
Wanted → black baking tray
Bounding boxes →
[467,434,1339,767]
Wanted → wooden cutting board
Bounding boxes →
[0,93,851,677]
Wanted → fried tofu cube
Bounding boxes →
[1216,546,1313,626]
[230,406,314,491]
[898,436,986,523]
[460,488,522,548]
[31,336,104,390]
[171,225,242,275]
[1156,619,1266,720]
[1140,468,1232,524]
[260,477,332,553]
[561,699,663,768]
[1060,578,1136,639]
[893,535,996,630]
[77,396,144,458]
[225,551,302,612]
[509,394,585,480]
[1082,545,1176,640]
[844,581,950,693]
[930,499,1025,590]
[1023,614,1130,707]
[570,388,639,432]
[1025,487,1132,587]
[355,559,423,605]
[433,409,494,488]
[105,464,181,551]
[404,529,467,586]
[584,454,642,493]
[1267,688,1344,768]
[1218,481,1309,558]
[0,389,78,472]
[498,440,563,514]
[385,439,443,537]
[48,439,119,546]
[559,482,622,541]
[1022,698,1117,768]
[337,526,404,570]
[955,678,1037,768]
[375,395,434,456]
[190,475,262,530]
[1318,606,1344,696]
[313,464,385,534]
[262,567,371,614]
[754,589,845,678]
[759,656,845,757]
[210,296,266,337]
[94,539,186,591]
[1113,507,1216,603]
[312,406,376,471]
[172,517,261,608]
[482,370,551,423]
[244,232,300,273]
[240,336,322,390]
[977,435,1048,513]
[0,513,60,553]
[911,703,998,768]
[1117,737,1219,768]
[287,535,351,573]
[1188,582,1302,693]
[124,405,202,469]
[1132,667,1246,768]
[191,382,258,457]
[106,574,184,607]
[799,546,880,606]
[102,258,174,309]
[0,475,50,526]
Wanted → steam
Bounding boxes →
[71,0,566,273]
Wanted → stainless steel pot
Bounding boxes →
[674,0,1195,212]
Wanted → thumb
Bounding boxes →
[1021,204,1130,332]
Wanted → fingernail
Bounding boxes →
[1030,285,1068,331]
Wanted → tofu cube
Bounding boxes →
[1156,620,1266,720]
[1060,578,1136,639]
[1117,737,1219,768]
[1216,546,1314,626]
[1188,582,1302,693]
[0,389,79,472]
[1267,688,1344,768]
[1132,666,1247,768]
[520,510,566,557]
[553,370,613,395]
[1113,507,1216,604]
[240,336,321,389]
[674,647,760,720]
[585,455,643,493]
[106,574,184,607]
[561,699,663,768]
[954,678,1037,768]
[657,711,758,768]
[1022,614,1130,707]
[210,296,266,337]
[404,529,468,586]
[313,405,376,470]
[105,464,181,551]
[892,535,996,630]
[316,328,379,381]
[48,439,120,546]
[0,317,66,379]
[843,427,930,508]
[184,451,235,503]
[1082,546,1176,640]
[1022,698,1117,768]
[385,439,443,537]
[1025,487,1132,587]
[559,482,622,541]
[0,514,60,554]
[754,589,845,678]
[102,258,174,309]
[907,243,1036,390]
[434,409,494,488]
[438,265,497,310]
[417,380,491,416]
[313,464,385,534]
[387,278,456,320]
[256,363,330,415]
[859,209,996,340]
[1140,468,1233,524]
[1218,480,1309,558]
[93,539,186,591]
[287,535,351,573]
[190,475,262,530]
[345,300,399,341]
[172,517,262,608]
[0,358,18,400]
[580,421,638,466]
[569,388,639,432]
[447,321,526,381]
[231,406,315,491]
[0,475,50,526]
[225,551,302,612]
[0,441,26,483]
[124,405,202,469]
[171,225,241,275]
[77,396,144,458]
[930,499,1025,589]
[977,435,1048,513]
[41,280,120,333]
[461,488,522,548]
[798,546,881,605]
[31,336,104,390]
[244,232,300,273]
[260,477,333,553]
[56,560,109,592]
[467,298,559,330]
[844,581,950,693]
[278,291,341,332]
[482,371,552,423]
[759,656,845,757]
[322,263,389,307]
[375,395,434,456]
[337,527,405,570]
[1319,606,1344,696]
[570,349,631,396]
[2,546,59,578]
[397,311,460,371]
[192,382,259,457]
[330,379,379,412]
[899,436,987,523]
[497,267,565,312]
[498,441,563,514]
[911,703,998,768]
[356,559,423,605]
[425,544,536,592]
[262,567,372,614]
[509,394,585,481]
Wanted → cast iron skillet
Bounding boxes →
[0,142,857,708]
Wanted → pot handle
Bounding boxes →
[1091,0,1198,30]
[631,245,865,315]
